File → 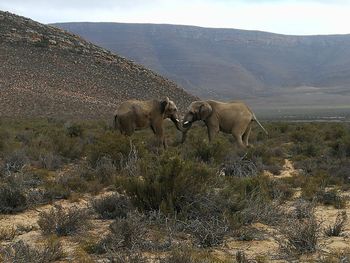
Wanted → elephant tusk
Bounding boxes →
[184,121,189,125]
[176,118,179,122]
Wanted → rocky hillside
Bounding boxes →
[53,22,350,110]
[0,12,196,119]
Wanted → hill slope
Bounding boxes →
[0,12,195,119]
[52,22,350,109]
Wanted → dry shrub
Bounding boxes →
[38,205,90,236]
[279,215,320,256]
[181,216,229,248]
[38,151,62,170]
[91,193,133,219]
[0,226,16,241]
[99,212,147,251]
[317,190,346,209]
[64,122,84,137]
[120,140,140,177]
[236,251,249,263]
[94,156,116,184]
[3,150,29,173]
[0,238,64,263]
[219,156,258,177]
[161,247,230,263]
[324,211,347,237]
[0,182,27,214]
[239,193,284,226]
[105,249,147,263]
[162,249,196,263]
[292,199,315,220]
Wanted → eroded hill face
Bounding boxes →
[0,11,196,119]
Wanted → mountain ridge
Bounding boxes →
[52,21,350,110]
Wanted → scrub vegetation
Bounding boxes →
[0,118,349,262]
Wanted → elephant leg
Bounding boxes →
[232,127,246,148]
[242,124,252,147]
[163,137,168,149]
[181,130,188,144]
[207,125,219,142]
[153,124,166,149]
[119,115,134,136]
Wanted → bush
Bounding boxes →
[0,238,64,263]
[100,212,146,251]
[38,152,62,170]
[219,156,259,177]
[106,249,147,263]
[301,171,329,201]
[119,155,211,215]
[162,249,196,263]
[181,216,229,247]
[183,132,230,164]
[330,136,350,158]
[238,192,284,226]
[64,122,84,137]
[0,226,16,241]
[86,131,132,169]
[0,183,27,214]
[324,211,347,237]
[94,156,116,184]
[161,247,229,263]
[38,205,90,236]
[91,194,133,219]
[279,215,320,256]
[3,150,29,173]
[292,199,315,220]
[317,190,346,209]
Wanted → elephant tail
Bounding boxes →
[252,114,268,135]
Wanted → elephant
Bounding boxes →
[181,100,268,148]
[113,97,183,148]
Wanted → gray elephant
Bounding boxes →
[181,100,268,148]
[113,97,182,148]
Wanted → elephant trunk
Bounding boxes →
[180,122,192,143]
[170,116,184,132]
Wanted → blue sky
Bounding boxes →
[1,0,350,35]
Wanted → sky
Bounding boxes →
[1,0,350,35]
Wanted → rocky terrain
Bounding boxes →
[0,11,196,119]
[53,22,350,111]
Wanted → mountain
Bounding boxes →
[52,22,350,111]
[0,12,196,119]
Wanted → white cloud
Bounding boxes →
[1,0,350,35]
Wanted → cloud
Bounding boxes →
[1,0,350,35]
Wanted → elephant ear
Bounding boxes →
[160,97,170,114]
[199,102,212,120]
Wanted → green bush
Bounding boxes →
[91,194,133,219]
[118,154,211,215]
[0,183,28,214]
[86,131,131,168]
[64,122,84,137]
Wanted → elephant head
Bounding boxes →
[160,97,183,131]
[182,101,213,129]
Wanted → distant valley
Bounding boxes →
[53,22,350,115]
